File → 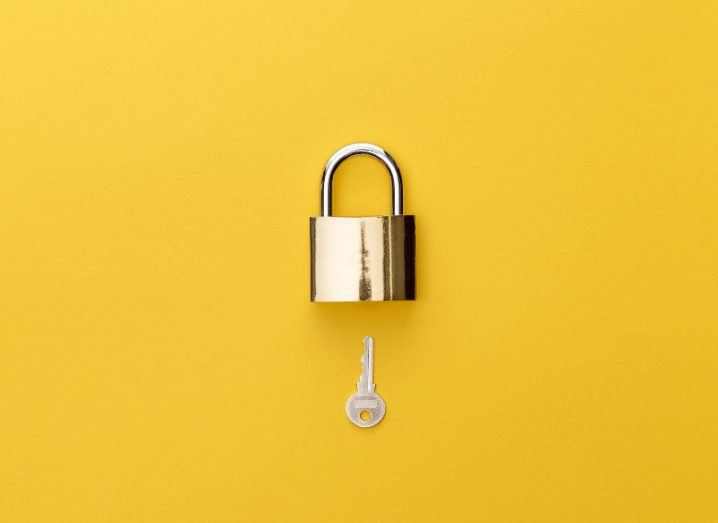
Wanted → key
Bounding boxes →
[346,336,386,427]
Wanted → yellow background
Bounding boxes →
[1,0,717,521]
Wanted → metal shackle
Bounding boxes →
[320,143,403,217]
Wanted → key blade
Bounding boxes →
[357,336,374,394]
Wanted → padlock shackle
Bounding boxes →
[320,143,403,217]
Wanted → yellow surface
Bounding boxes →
[1,0,717,521]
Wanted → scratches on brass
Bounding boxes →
[358,221,372,301]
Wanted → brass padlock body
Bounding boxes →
[310,215,415,302]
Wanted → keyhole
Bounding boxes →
[360,410,371,421]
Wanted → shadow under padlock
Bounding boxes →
[310,143,416,302]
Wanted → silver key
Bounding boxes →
[346,336,386,427]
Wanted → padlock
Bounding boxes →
[310,143,416,302]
